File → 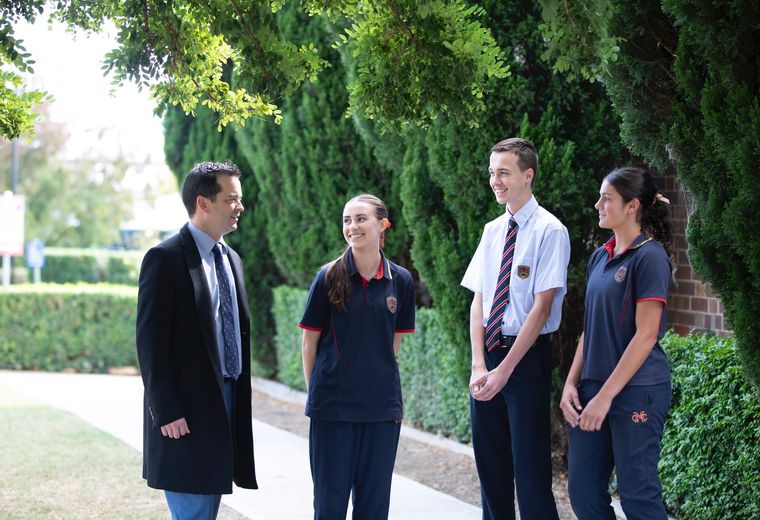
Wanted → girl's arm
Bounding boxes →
[301,329,321,390]
[393,332,409,356]
[560,332,585,427]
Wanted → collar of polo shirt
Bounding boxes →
[603,232,653,260]
[346,248,393,281]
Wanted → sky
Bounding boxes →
[11,15,187,233]
[13,17,166,164]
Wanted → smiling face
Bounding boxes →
[342,200,384,251]
[195,174,244,241]
[488,151,534,211]
[594,179,638,231]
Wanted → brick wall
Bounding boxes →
[657,170,730,336]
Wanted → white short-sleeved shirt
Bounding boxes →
[461,196,570,335]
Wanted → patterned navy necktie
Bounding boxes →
[212,244,240,377]
[484,217,518,352]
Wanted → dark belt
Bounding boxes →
[223,376,236,384]
[497,333,553,350]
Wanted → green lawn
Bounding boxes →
[0,384,245,519]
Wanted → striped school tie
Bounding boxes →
[484,217,518,352]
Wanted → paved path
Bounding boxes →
[0,370,481,520]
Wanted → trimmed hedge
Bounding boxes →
[34,248,143,285]
[271,285,471,440]
[397,308,471,441]
[272,285,308,391]
[271,284,760,515]
[660,332,760,519]
[0,284,138,372]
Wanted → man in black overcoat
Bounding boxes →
[136,161,257,519]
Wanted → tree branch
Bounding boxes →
[228,0,273,85]
[385,0,430,57]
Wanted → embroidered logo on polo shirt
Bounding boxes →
[517,265,530,279]
[386,296,397,314]
[614,266,628,283]
[632,410,648,423]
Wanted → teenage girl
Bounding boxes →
[561,166,674,519]
[299,193,415,519]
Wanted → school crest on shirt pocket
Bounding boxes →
[517,265,530,279]
[614,266,628,283]
[386,296,397,314]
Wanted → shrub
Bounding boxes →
[271,285,471,440]
[271,285,308,391]
[660,332,760,519]
[0,284,138,372]
[41,253,100,283]
[37,248,142,285]
[397,307,471,441]
[106,255,140,286]
[269,287,760,517]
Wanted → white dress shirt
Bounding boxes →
[461,196,570,335]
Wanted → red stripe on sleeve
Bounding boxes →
[395,329,416,334]
[636,297,667,304]
[298,324,324,332]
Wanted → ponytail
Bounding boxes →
[642,197,674,262]
[325,247,352,312]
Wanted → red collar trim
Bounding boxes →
[349,248,391,281]
[604,233,650,260]
[603,236,617,260]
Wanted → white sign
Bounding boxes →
[0,192,25,256]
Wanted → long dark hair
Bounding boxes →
[325,194,389,312]
[604,166,674,262]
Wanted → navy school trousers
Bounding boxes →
[309,418,401,520]
[470,335,559,520]
[567,379,671,520]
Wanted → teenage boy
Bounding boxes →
[462,138,570,519]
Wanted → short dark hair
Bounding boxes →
[181,161,242,217]
[490,138,538,177]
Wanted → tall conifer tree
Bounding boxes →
[163,103,282,376]
[235,3,411,288]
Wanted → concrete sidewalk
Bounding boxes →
[0,370,480,520]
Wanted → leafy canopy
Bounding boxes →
[1,0,508,140]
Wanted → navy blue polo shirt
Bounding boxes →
[299,250,415,422]
[582,233,672,386]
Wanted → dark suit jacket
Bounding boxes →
[136,223,257,493]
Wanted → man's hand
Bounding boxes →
[578,394,612,431]
[559,384,583,427]
[160,417,190,439]
[470,366,512,401]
